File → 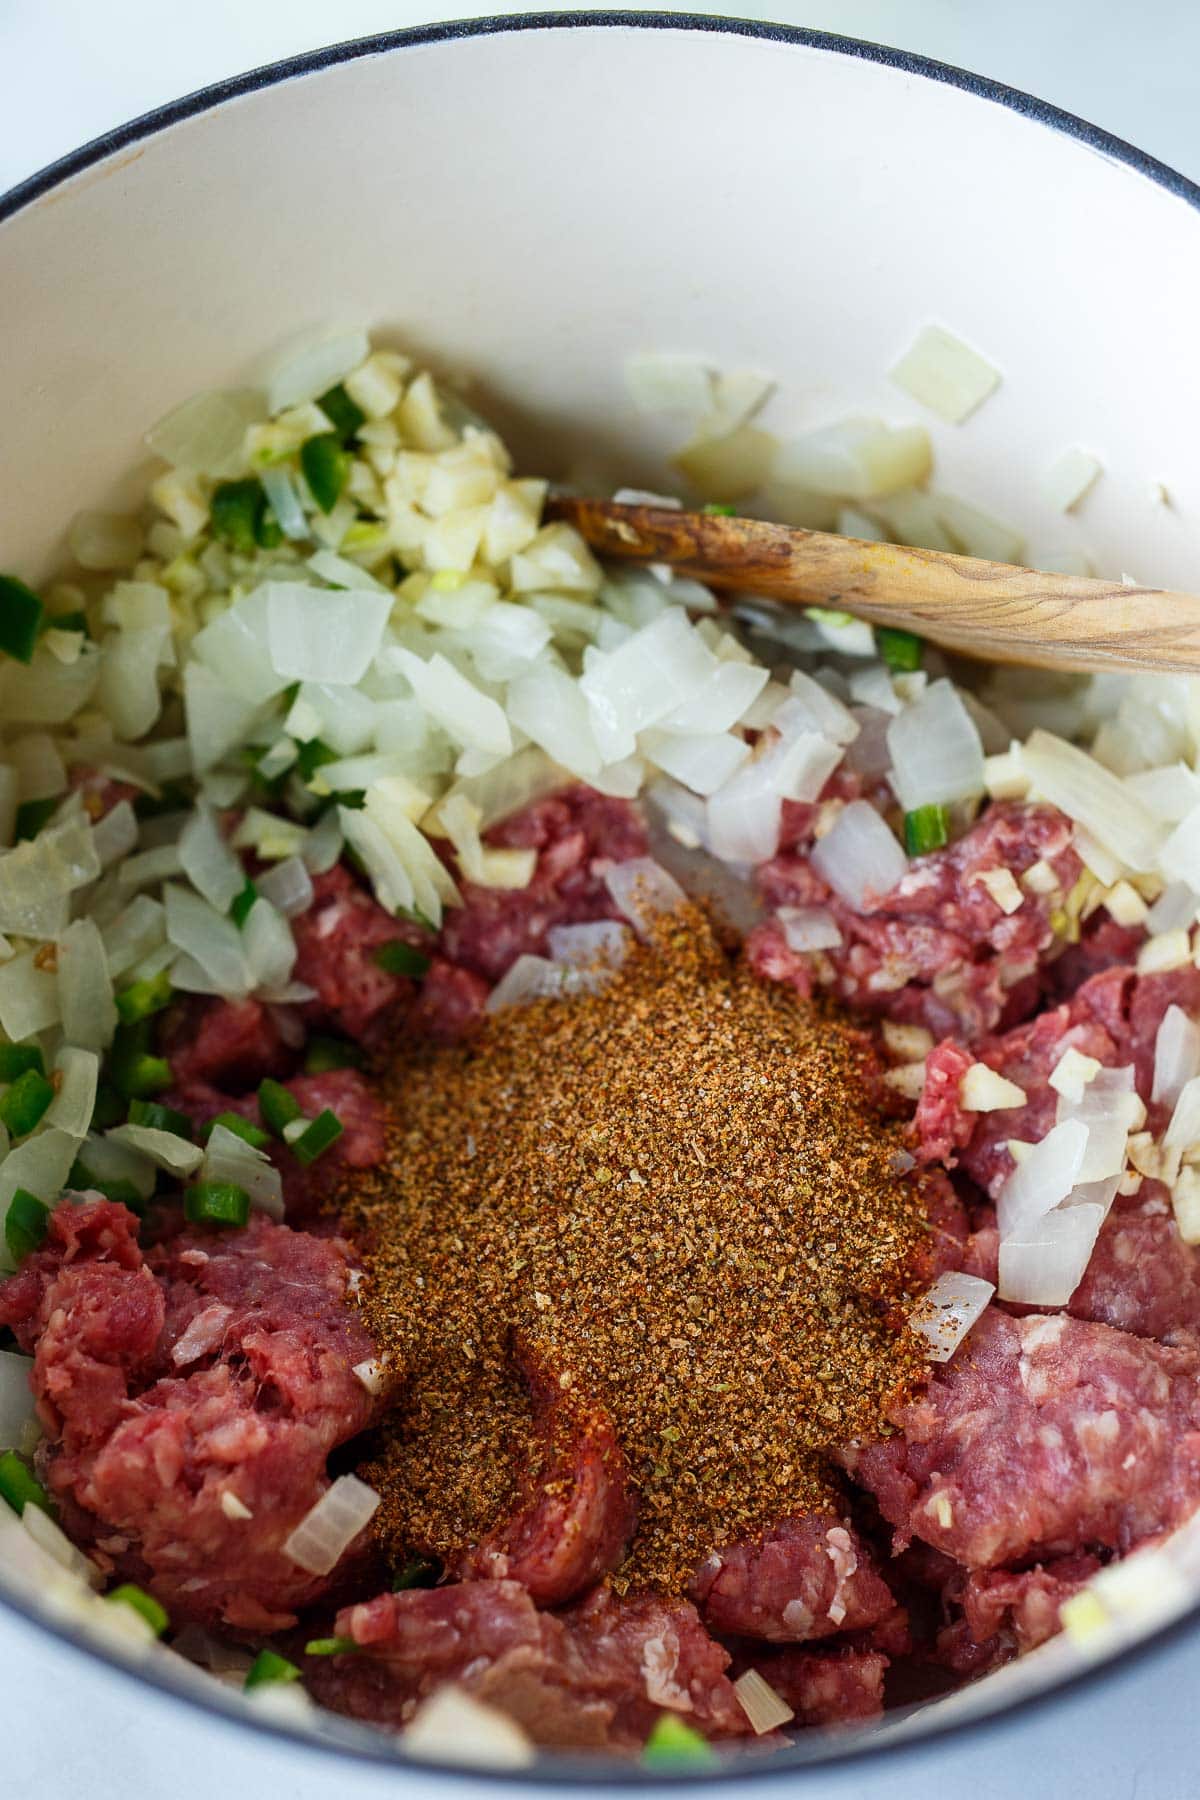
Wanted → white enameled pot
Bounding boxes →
[1,15,1199,1790]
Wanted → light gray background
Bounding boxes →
[1,3,1198,1796]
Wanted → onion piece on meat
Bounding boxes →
[1021,730,1164,874]
[778,906,843,952]
[997,1202,1105,1306]
[106,1124,204,1177]
[0,1348,35,1451]
[996,1118,1089,1238]
[604,858,687,936]
[282,1473,380,1576]
[57,918,118,1052]
[201,1124,284,1220]
[45,1047,99,1138]
[733,1669,795,1735]
[255,856,314,919]
[91,800,138,869]
[486,955,564,1012]
[910,1271,995,1362]
[887,680,985,811]
[404,1685,535,1770]
[811,800,908,909]
[1153,1006,1200,1108]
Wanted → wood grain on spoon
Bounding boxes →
[547,497,1200,676]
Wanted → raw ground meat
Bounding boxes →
[749,801,1081,1043]
[161,997,292,1095]
[842,1308,1200,1569]
[935,1554,1102,1675]
[309,1580,751,1750]
[758,1646,887,1728]
[0,1200,378,1631]
[690,1514,897,1643]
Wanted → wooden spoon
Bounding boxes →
[546,497,1200,676]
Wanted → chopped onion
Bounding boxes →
[1021,730,1164,874]
[0,1348,35,1451]
[266,582,392,688]
[56,919,118,1052]
[71,1131,156,1201]
[657,659,768,736]
[997,1202,1104,1306]
[1048,1047,1102,1103]
[145,387,265,477]
[389,647,511,758]
[673,425,776,500]
[604,858,687,936]
[0,951,60,1040]
[12,732,65,803]
[996,1118,1089,1238]
[910,1271,995,1362]
[733,1668,795,1735]
[107,1123,204,1176]
[772,418,932,500]
[259,466,309,541]
[363,781,458,925]
[0,639,100,726]
[1125,764,1200,825]
[783,672,860,746]
[45,1047,99,1138]
[192,589,290,708]
[164,883,250,996]
[547,921,630,972]
[623,352,712,415]
[91,800,138,869]
[706,731,841,866]
[932,493,1024,563]
[579,609,718,760]
[201,1123,284,1220]
[23,1503,103,1588]
[179,802,245,912]
[447,745,564,832]
[1153,1006,1200,1108]
[0,812,101,938]
[337,809,414,917]
[307,549,387,593]
[486,954,564,1011]
[890,325,1000,424]
[810,801,907,909]
[404,1685,535,1770]
[242,899,297,995]
[959,1064,1027,1112]
[1041,448,1102,513]
[778,906,842,952]
[256,857,314,919]
[506,665,602,779]
[0,1129,78,1219]
[301,806,343,876]
[868,489,956,553]
[282,1473,379,1575]
[642,729,750,797]
[265,328,370,414]
[67,511,145,572]
[887,680,984,811]
[184,662,263,773]
[231,808,309,861]
[1158,802,1200,892]
[1165,1074,1200,1150]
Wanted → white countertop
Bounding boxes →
[2,3,1200,1796]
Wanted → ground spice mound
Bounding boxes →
[346,902,934,1594]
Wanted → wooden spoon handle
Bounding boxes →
[547,498,1200,676]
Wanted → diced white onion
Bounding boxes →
[403,1685,535,1770]
[778,906,842,952]
[0,812,101,939]
[932,493,1024,563]
[890,326,1000,424]
[282,1473,380,1575]
[67,511,145,572]
[910,1271,995,1362]
[231,808,309,862]
[0,1130,78,1218]
[337,809,414,917]
[642,729,750,797]
[106,1124,204,1176]
[91,800,138,869]
[255,857,314,919]
[164,883,250,996]
[1021,730,1164,874]
[242,898,297,995]
[1041,448,1102,513]
[623,352,712,415]
[56,918,117,1052]
[486,954,564,1012]
[265,328,371,414]
[1165,1075,1200,1150]
[179,802,245,912]
[0,1349,34,1451]
[266,583,392,688]
[579,609,717,758]
[71,1131,156,1201]
[184,662,264,773]
[772,418,932,500]
[996,1118,1089,1238]
[959,1064,1027,1112]
[145,388,265,477]
[390,647,511,758]
[506,665,601,779]
[1048,1046,1102,1104]
[887,680,985,811]
[0,953,59,1040]
[23,1504,103,1588]
[733,1668,795,1735]
[811,801,908,909]
[259,466,309,541]
[201,1124,284,1220]
[604,858,687,936]
[998,1202,1104,1306]
[307,550,387,594]
[45,1047,100,1138]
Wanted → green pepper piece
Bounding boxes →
[107,1583,168,1637]
[0,1069,54,1137]
[0,1451,52,1517]
[289,1110,343,1167]
[877,626,924,673]
[4,1189,49,1264]
[373,941,430,979]
[184,1182,251,1229]
[300,434,350,513]
[0,575,44,664]
[318,384,366,445]
[904,803,950,856]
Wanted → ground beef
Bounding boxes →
[750,801,1080,1042]
[689,1515,897,1643]
[757,1646,887,1728]
[291,864,431,1046]
[452,1353,635,1608]
[0,1200,378,1632]
[309,1580,750,1749]
[161,997,292,1094]
[842,1309,1200,1569]
[935,1554,1101,1675]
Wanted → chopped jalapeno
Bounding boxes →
[230,876,259,928]
[702,502,737,516]
[244,1649,302,1691]
[205,1111,270,1151]
[14,797,57,842]
[642,1715,717,1769]
[290,1110,343,1167]
[128,1098,193,1140]
[110,1023,172,1099]
[89,1082,126,1131]
[877,626,924,672]
[210,480,263,555]
[107,1583,168,1637]
[184,1182,251,1229]
[0,1044,44,1082]
[904,803,950,856]
[300,433,350,513]
[0,575,44,664]
[373,941,430,979]
[295,738,338,782]
[0,1069,54,1137]
[392,1554,440,1591]
[257,1078,302,1137]
[4,1189,49,1264]
[318,383,366,444]
[303,1636,359,1657]
[115,968,174,1025]
[46,609,90,638]
[303,1036,363,1075]
[0,1450,52,1517]
[67,1160,145,1213]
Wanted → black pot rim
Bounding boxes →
[1,10,1197,1786]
